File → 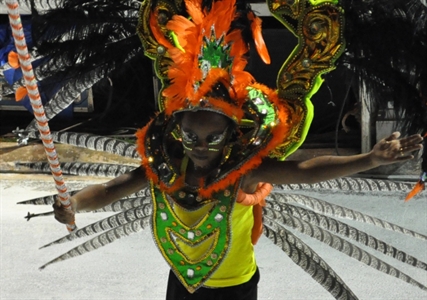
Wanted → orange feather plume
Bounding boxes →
[15,86,28,101]
[405,181,425,202]
[152,0,257,116]
[405,132,427,201]
[149,12,174,49]
[8,51,20,69]
[247,11,271,64]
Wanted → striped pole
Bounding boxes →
[6,0,76,232]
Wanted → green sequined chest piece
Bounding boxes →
[151,182,239,293]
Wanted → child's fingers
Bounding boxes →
[52,197,74,224]
[384,131,401,142]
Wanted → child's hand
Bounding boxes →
[370,132,423,166]
[52,197,76,225]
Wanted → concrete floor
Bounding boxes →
[1,142,427,299]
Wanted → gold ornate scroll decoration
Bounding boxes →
[267,0,345,158]
[137,0,184,111]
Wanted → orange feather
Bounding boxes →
[184,0,204,25]
[248,11,271,64]
[405,181,425,202]
[15,86,28,101]
[8,51,20,69]
[149,12,174,49]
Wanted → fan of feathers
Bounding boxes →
[15,138,427,299]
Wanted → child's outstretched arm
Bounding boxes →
[252,132,423,185]
[53,166,148,224]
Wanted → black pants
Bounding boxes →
[165,268,260,300]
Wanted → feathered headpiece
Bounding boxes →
[138,0,271,119]
[134,0,311,196]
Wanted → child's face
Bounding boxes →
[180,111,231,170]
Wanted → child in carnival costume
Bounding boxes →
[19,0,425,298]
[128,0,425,297]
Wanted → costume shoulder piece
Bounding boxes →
[267,0,345,155]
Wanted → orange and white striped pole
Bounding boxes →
[6,0,76,232]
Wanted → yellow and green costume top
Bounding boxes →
[149,181,259,292]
